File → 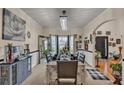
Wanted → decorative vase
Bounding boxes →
[7,43,13,63]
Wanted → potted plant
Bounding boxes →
[95,50,101,67]
[95,51,102,59]
[43,48,49,57]
[7,43,13,63]
[110,63,122,76]
[43,48,51,63]
[110,63,122,84]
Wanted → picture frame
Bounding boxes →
[106,31,111,35]
[84,37,88,39]
[79,40,82,43]
[79,35,82,39]
[90,34,92,44]
[2,9,26,41]
[27,31,31,38]
[84,40,88,44]
[74,34,77,38]
[116,39,121,44]
[112,43,116,47]
[84,43,88,51]
[79,45,82,48]
[108,42,112,46]
[97,31,102,35]
[110,38,114,41]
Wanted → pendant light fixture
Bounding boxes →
[60,10,68,31]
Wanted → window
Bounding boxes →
[69,35,74,54]
[51,36,57,55]
[44,39,48,50]
[51,35,74,54]
[58,36,68,52]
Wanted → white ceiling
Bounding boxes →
[21,8,106,31]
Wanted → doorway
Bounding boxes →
[38,35,49,64]
[95,36,108,59]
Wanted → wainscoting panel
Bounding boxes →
[82,51,94,66]
[30,51,39,68]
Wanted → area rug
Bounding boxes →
[87,69,109,80]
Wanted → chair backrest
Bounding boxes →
[46,53,52,63]
[57,60,78,79]
[78,53,85,63]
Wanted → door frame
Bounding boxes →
[38,35,49,64]
[95,36,108,59]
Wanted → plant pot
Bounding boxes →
[113,71,120,76]
[113,55,119,60]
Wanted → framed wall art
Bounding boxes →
[79,35,82,39]
[90,34,92,44]
[27,31,31,38]
[116,39,121,44]
[112,43,116,47]
[108,42,112,46]
[110,38,114,41]
[2,9,26,41]
[74,34,77,38]
[97,31,102,35]
[79,40,82,43]
[106,31,111,35]
[79,45,82,48]
[84,37,88,39]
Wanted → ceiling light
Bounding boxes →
[60,10,68,31]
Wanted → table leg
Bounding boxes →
[46,65,50,84]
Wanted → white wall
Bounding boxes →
[43,28,82,36]
[82,9,114,51]
[30,52,39,68]
[81,8,124,84]
[0,8,43,67]
[82,51,94,66]
[0,8,43,51]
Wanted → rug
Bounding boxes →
[87,69,109,80]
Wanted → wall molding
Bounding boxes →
[93,19,115,34]
[29,50,39,54]
[78,49,93,53]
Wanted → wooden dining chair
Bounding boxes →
[57,60,78,85]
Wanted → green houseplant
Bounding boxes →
[95,50,101,67]
[110,63,122,84]
[110,63,122,76]
[43,48,49,57]
[95,51,102,59]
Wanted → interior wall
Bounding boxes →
[43,28,83,36]
[0,8,43,66]
[96,21,122,57]
[82,8,124,84]
[82,9,114,51]
[0,8,43,52]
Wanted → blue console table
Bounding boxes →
[0,56,32,85]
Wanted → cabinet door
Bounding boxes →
[22,59,27,80]
[25,59,29,78]
[17,60,23,84]
[21,59,28,82]
[12,64,17,85]
[17,58,31,84]
[28,57,31,73]
[0,65,10,85]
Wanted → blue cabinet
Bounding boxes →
[0,56,32,85]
